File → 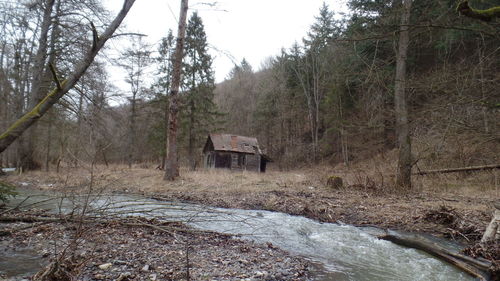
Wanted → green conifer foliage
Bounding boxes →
[181,12,221,170]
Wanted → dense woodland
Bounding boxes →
[0,2,499,279]
[0,0,499,180]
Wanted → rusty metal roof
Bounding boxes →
[208,133,261,154]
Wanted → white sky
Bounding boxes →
[103,0,348,89]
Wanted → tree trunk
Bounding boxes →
[378,234,490,280]
[164,0,189,181]
[416,164,500,175]
[457,1,500,22]
[161,97,169,170]
[43,2,61,173]
[0,0,136,154]
[74,90,84,167]
[128,94,137,168]
[23,0,56,171]
[394,0,412,189]
[45,113,52,172]
[481,208,500,243]
[188,99,196,171]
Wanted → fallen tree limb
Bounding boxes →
[415,164,500,175]
[481,209,500,243]
[378,234,491,280]
[0,222,49,237]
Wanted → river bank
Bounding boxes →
[4,166,496,243]
[2,166,498,279]
[0,209,310,280]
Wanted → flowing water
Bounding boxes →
[2,190,477,280]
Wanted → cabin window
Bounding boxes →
[238,154,246,167]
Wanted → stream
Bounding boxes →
[2,190,476,280]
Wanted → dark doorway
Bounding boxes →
[260,157,267,173]
[215,153,231,169]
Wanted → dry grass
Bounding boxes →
[5,164,327,195]
[4,160,497,243]
[328,150,499,199]
[5,156,498,200]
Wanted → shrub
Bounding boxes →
[0,181,17,203]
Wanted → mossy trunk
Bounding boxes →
[0,0,136,154]
[457,1,500,22]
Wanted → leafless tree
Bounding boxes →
[394,0,412,188]
[0,0,137,155]
[164,0,189,181]
[116,36,151,168]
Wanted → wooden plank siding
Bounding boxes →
[203,134,270,173]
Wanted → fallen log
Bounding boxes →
[378,233,491,280]
[415,164,500,175]
[481,208,500,243]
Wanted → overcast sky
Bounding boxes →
[103,0,348,88]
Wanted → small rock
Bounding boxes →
[141,264,150,272]
[94,274,105,279]
[254,271,266,277]
[149,273,157,280]
[116,273,131,281]
[98,263,112,270]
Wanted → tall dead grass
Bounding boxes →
[4,156,498,199]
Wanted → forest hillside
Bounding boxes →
[0,0,498,180]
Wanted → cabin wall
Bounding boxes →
[204,151,215,168]
[246,154,260,172]
[204,150,262,172]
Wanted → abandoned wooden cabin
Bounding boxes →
[203,134,271,172]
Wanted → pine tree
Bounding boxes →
[181,12,219,170]
[303,2,338,49]
[150,30,175,169]
[153,30,176,97]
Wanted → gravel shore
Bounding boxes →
[0,214,310,280]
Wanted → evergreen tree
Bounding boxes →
[227,58,253,80]
[181,12,219,170]
[149,30,175,169]
[152,30,176,98]
[303,2,339,49]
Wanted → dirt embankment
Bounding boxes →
[155,188,492,242]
